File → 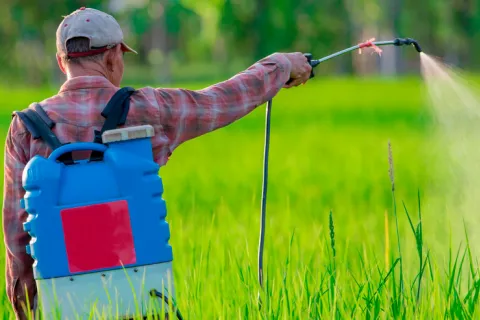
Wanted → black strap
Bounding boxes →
[90,87,136,160]
[33,104,55,128]
[14,105,74,164]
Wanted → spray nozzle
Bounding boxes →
[393,38,422,52]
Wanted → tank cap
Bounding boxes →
[102,125,155,144]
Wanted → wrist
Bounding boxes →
[269,53,293,80]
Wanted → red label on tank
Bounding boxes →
[61,200,136,273]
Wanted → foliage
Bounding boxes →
[1,0,480,85]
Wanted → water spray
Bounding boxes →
[257,37,423,306]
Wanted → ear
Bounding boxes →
[104,45,122,72]
[56,53,67,75]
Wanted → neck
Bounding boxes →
[66,62,110,81]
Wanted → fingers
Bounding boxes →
[285,65,312,88]
[284,76,307,88]
[283,52,314,88]
[284,78,303,88]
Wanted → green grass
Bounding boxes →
[0,76,479,319]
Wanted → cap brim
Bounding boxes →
[121,42,137,54]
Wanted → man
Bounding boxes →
[2,7,312,319]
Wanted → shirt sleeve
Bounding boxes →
[2,118,36,319]
[152,52,292,156]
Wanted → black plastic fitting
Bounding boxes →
[393,38,422,52]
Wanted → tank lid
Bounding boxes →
[102,125,155,143]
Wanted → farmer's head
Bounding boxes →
[55,7,137,86]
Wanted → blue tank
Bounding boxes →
[21,125,175,318]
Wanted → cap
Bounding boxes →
[102,125,155,144]
[56,7,137,58]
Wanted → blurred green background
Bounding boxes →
[1,0,479,86]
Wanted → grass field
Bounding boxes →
[0,76,479,319]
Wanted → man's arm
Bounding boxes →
[3,121,36,320]
[152,53,296,155]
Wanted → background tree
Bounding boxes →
[0,0,477,86]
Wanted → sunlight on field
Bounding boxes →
[0,77,478,318]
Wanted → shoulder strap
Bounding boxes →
[90,87,136,161]
[14,105,74,164]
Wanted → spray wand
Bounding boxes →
[307,37,422,68]
[257,37,423,307]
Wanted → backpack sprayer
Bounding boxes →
[17,89,183,320]
[257,37,422,301]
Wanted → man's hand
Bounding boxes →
[283,52,313,88]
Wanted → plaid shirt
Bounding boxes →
[2,53,291,319]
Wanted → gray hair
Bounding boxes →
[62,37,106,65]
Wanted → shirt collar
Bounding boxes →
[59,76,118,93]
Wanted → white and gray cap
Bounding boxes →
[56,7,137,58]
